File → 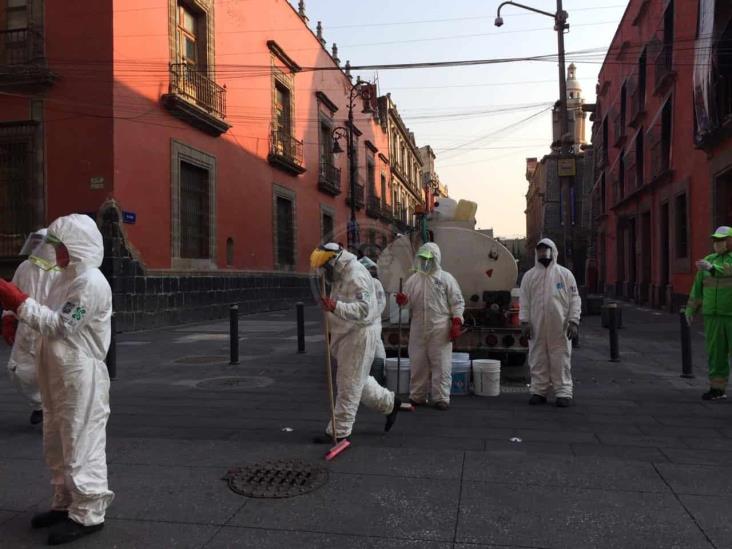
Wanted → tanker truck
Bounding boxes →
[377,198,529,380]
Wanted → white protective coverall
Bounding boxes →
[403,243,465,405]
[3,245,57,410]
[327,250,395,438]
[373,277,387,361]
[519,238,582,398]
[18,214,114,526]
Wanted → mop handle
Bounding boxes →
[321,276,338,446]
[396,278,403,396]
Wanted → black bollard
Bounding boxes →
[607,304,620,362]
[296,302,305,354]
[105,312,117,379]
[680,311,694,378]
[229,305,239,365]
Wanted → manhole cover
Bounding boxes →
[195,376,273,391]
[224,459,328,498]
[174,355,228,365]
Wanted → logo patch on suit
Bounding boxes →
[556,282,565,290]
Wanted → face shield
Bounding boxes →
[310,244,342,281]
[537,245,553,268]
[415,249,435,274]
[29,233,65,271]
[19,231,46,256]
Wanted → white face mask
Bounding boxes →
[714,241,727,254]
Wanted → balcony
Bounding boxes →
[162,63,229,136]
[268,129,305,175]
[366,195,381,219]
[0,28,55,91]
[318,161,341,196]
[346,182,365,209]
[624,150,637,193]
[653,42,675,95]
[379,202,394,223]
[696,75,732,149]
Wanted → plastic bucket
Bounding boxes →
[473,359,501,397]
[451,360,471,396]
[452,352,470,362]
[385,357,410,394]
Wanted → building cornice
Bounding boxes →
[315,91,338,113]
[267,40,301,73]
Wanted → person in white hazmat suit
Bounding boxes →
[396,242,465,411]
[311,244,401,442]
[0,214,113,545]
[2,229,58,425]
[519,238,582,407]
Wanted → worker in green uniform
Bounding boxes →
[685,226,732,400]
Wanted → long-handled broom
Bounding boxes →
[320,276,351,461]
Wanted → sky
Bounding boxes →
[288,0,628,237]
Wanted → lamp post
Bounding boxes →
[332,78,375,253]
[495,1,572,267]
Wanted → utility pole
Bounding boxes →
[495,0,572,266]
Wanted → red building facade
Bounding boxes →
[0,0,424,329]
[591,0,732,310]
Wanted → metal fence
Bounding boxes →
[0,28,43,65]
[169,63,227,120]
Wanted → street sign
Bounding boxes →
[558,158,576,177]
[123,212,137,224]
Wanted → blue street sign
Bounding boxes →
[123,212,137,224]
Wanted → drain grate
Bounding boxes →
[174,355,229,365]
[195,376,273,391]
[224,459,328,498]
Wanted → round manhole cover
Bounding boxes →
[174,355,229,365]
[196,376,274,391]
[224,459,328,498]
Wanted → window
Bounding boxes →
[675,193,688,259]
[321,211,333,242]
[319,121,332,168]
[636,129,644,187]
[380,174,387,207]
[618,153,625,201]
[6,0,27,30]
[620,82,627,130]
[0,138,32,257]
[274,82,292,137]
[661,99,672,172]
[179,161,210,259]
[600,173,606,213]
[178,4,201,66]
[226,237,234,266]
[638,48,646,107]
[715,169,732,229]
[367,159,375,195]
[275,196,294,267]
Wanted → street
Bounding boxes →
[0,304,728,548]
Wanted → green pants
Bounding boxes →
[704,315,732,390]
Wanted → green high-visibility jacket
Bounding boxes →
[686,253,732,317]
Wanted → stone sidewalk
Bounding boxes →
[0,303,729,548]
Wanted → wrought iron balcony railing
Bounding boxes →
[318,161,341,195]
[346,182,365,209]
[366,194,381,218]
[653,42,673,91]
[270,129,304,168]
[0,28,44,65]
[169,63,226,120]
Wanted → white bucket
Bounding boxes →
[385,357,410,394]
[473,359,501,397]
[452,352,470,362]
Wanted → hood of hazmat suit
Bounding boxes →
[519,238,582,398]
[403,242,465,405]
[4,228,59,409]
[18,213,114,526]
[324,248,394,438]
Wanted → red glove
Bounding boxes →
[321,297,337,312]
[0,279,28,314]
[2,315,16,346]
[449,318,463,341]
[395,292,408,306]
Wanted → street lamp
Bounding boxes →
[331,77,375,252]
[495,1,573,268]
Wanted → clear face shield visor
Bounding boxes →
[19,232,45,256]
[29,234,64,271]
[416,251,435,273]
[537,245,553,266]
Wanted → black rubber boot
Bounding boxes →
[312,433,349,445]
[528,394,547,405]
[434,401,449,411]
[31,510,68,529]
[47,518,103,545]
[385,398,401,432]
[555,397,573,408]
[30,409,43,425]
[702,389,727,401]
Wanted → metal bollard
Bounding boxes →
[229,305,239,365]
[296,302,305,353]
[105,312,117,379]
[607,303,620,362]
[680,311,694,378]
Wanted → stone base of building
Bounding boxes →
[99,203,312,333]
